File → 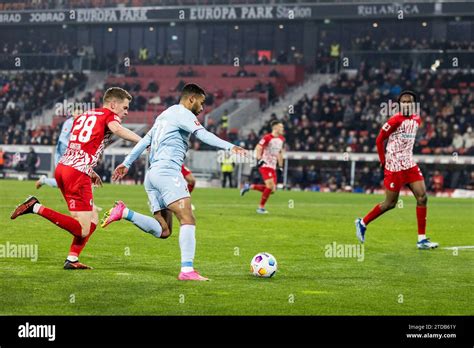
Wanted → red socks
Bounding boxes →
[251,184,266,192]
[363,204,428,235]
[69,223,97,257]
[416,206,427,235]
[260,188,272,208]
[362,204,383,226]
[37,206,83,238]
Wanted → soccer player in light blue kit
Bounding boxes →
[101,84,247,281]
[35,114,77,189]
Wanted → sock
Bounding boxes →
[416,206,427,241]
[44,178,58,188]
[251,184,266,192]
[187,183,195,193]
[68,222,97,260]
[362,204,384,226]
[260,188,272,208]
[123,208,162,238]
[179,224,196,272]
[34,204,83,237]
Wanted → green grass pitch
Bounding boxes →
[0,180,472,315]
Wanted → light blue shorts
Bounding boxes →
[144,167,190,213]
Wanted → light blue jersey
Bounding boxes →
[123,104,235,211]
[55,117,74,166]
[124,104,234,174]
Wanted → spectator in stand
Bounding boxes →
[128,67,138,77]
[269,69,280,77]
[138,47,149,64]
[430,170,444,193]
[175,80,186,91]
[147,81,159,93]
[236,67,249,77]
[26,147,38,180]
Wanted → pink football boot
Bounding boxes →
[178,270,210,281]
[101,201,126,228]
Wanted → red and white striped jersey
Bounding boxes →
[376,113,421,172]
[258,134,285,169]
[59,108,121,175]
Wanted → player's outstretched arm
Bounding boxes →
[112,164,128,182]
[108,120,142,143]
[113,131,153,181]
[194,128,247,155]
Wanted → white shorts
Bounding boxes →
[144,167,190,213]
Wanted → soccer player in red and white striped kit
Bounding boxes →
[10,87,142,269]
[240,121,285,214]
[355,90,439,249]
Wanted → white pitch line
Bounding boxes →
[443,246,474,250]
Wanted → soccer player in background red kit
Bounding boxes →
[240,121,285,214]
[10,87,143,269]
[355,90,439,250]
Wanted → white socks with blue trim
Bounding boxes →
[122,208,162,238]
[179,224,196,273]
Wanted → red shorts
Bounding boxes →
[384,165,424,192]
[259,167,277,184]
[181,165,192,178]
[55,163,93,211]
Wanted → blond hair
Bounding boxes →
[103,87,132,104]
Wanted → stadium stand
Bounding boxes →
[0,71,87,145]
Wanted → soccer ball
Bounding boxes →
[250,252,277,278]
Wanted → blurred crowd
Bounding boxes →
[256,63,474,156]
[0,71,87,145]
[349,36,474,52]
[2,41,81,56]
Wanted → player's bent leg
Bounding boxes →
[380,189,399,212]
[168,197,195,225]
[91,206,99,226]
[11,196,86,238]
[70,211,93,238]
[408,180,438,249]
[102,201,164,238]
[257,178,274,214]
[356,189,399,243]
[154,210,172,239]
[61,211,95,270]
